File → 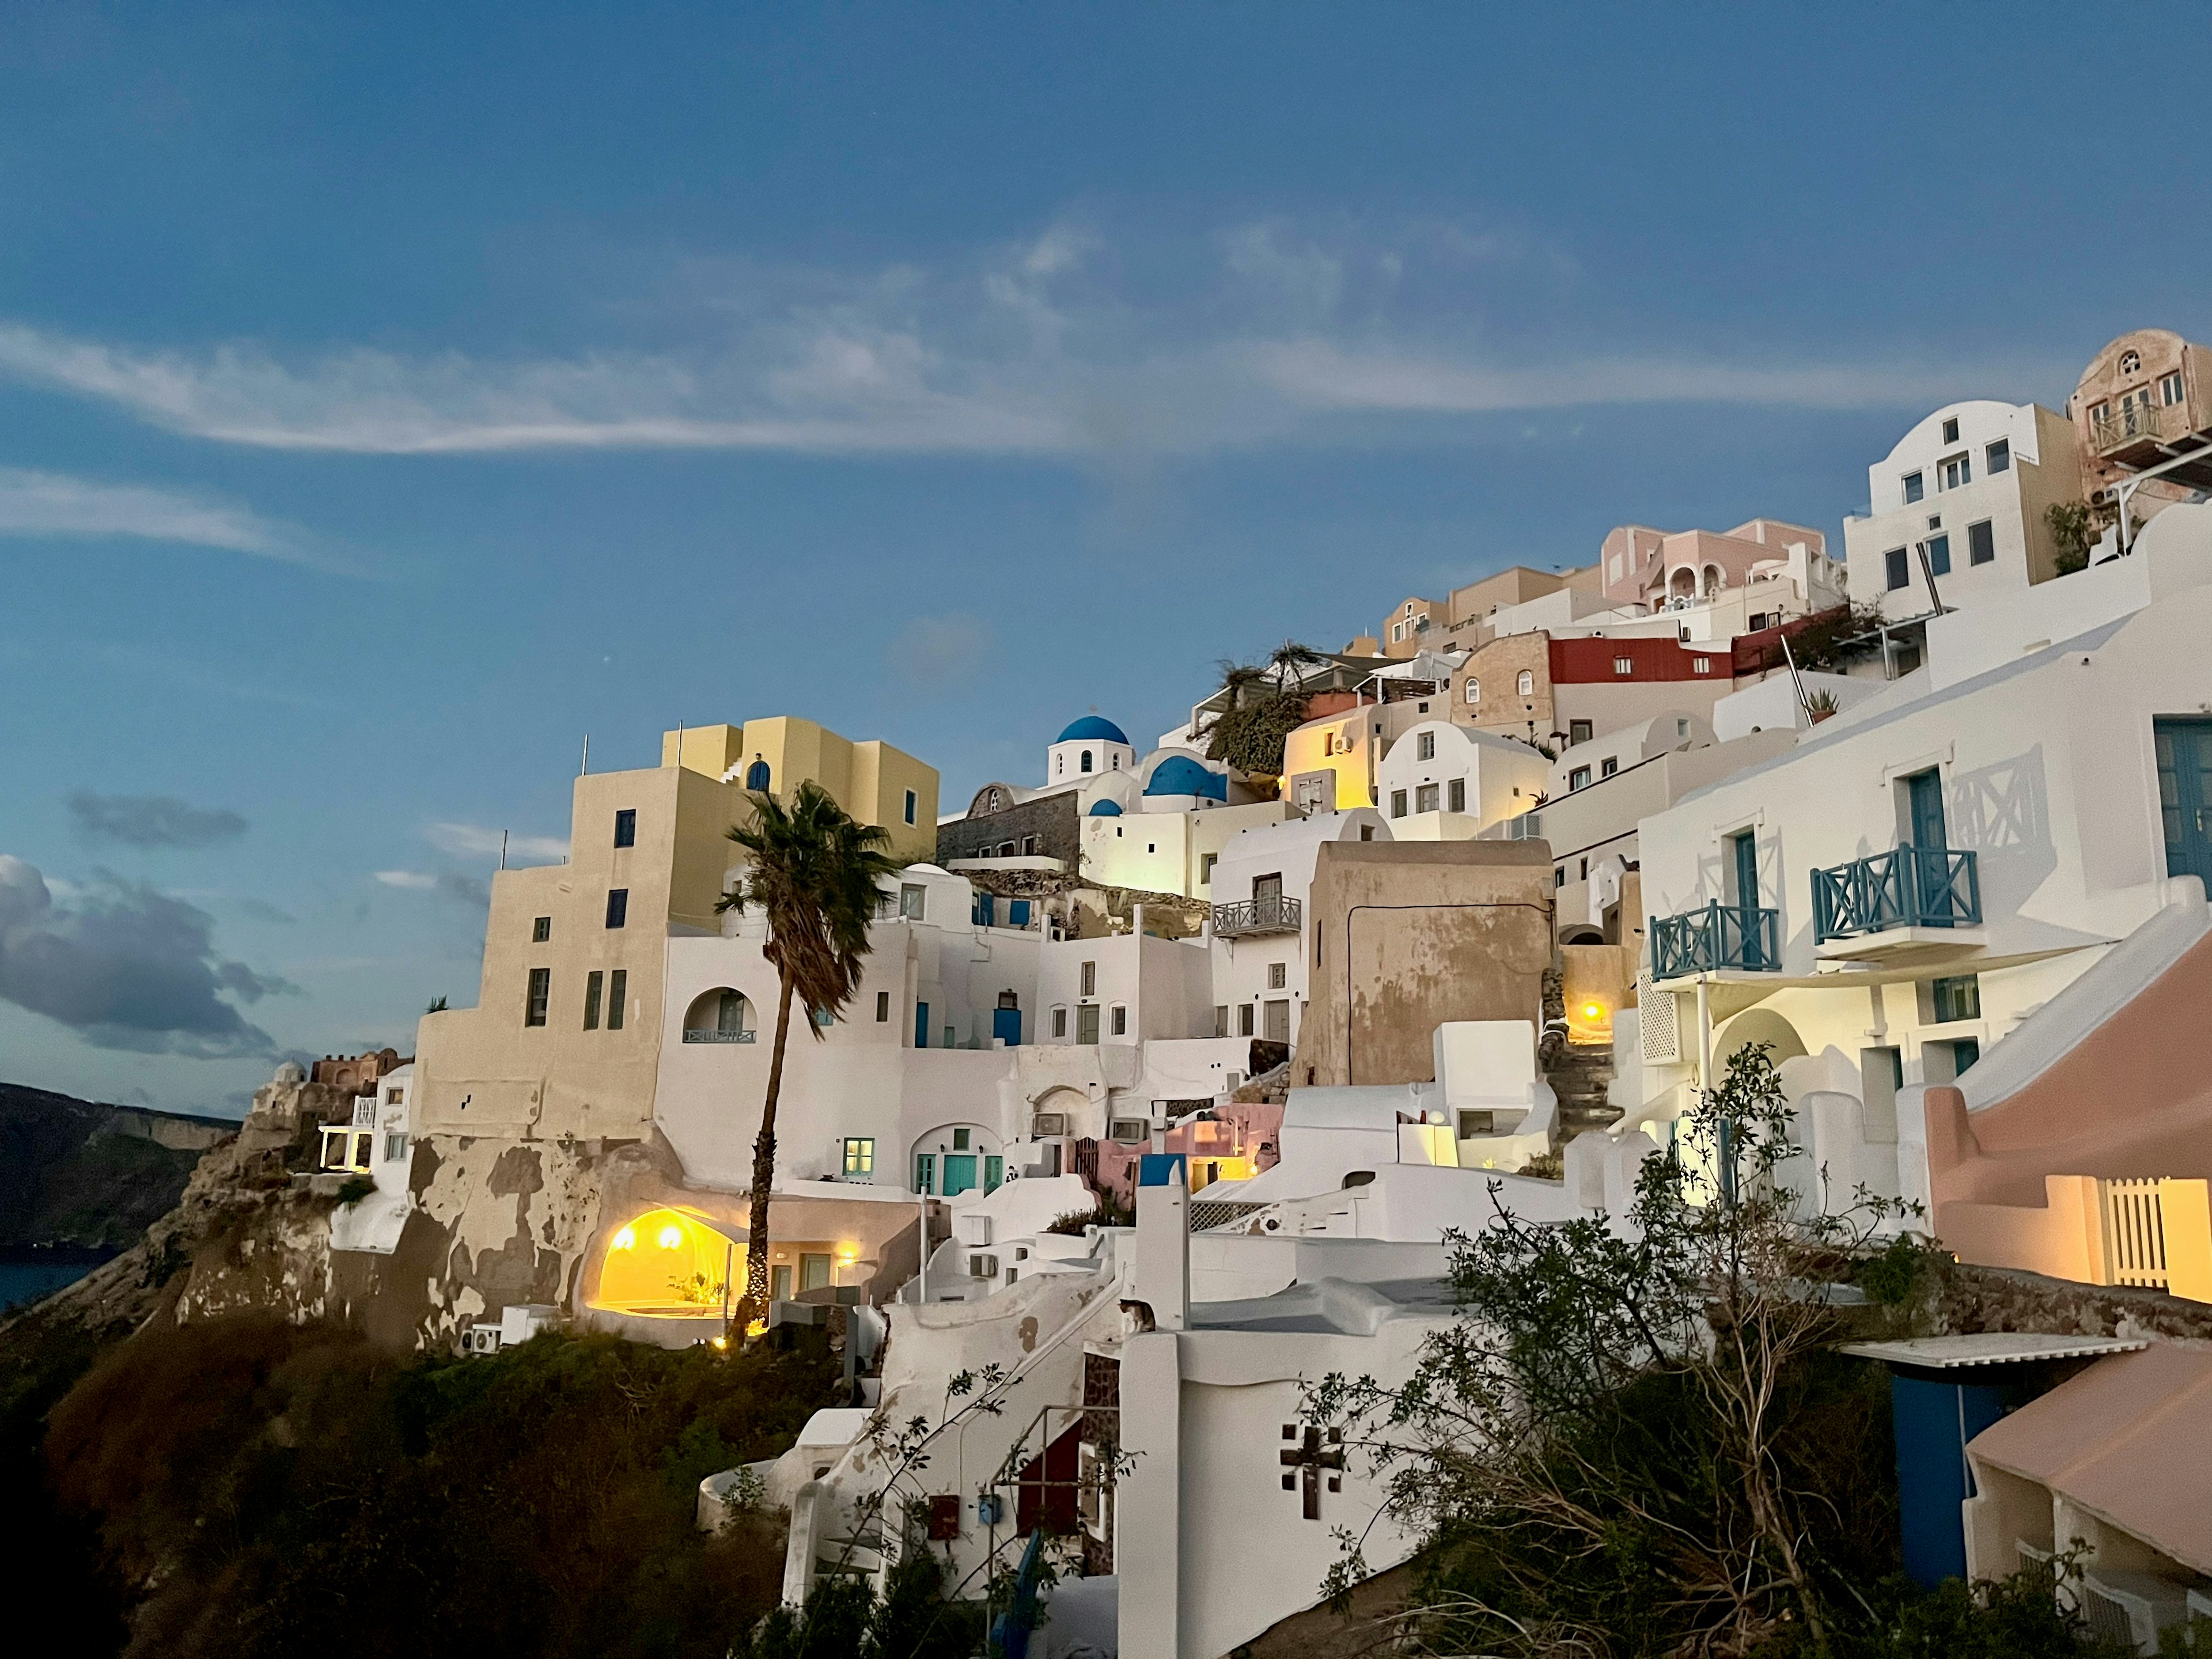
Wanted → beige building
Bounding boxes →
[1297,838,1554,1087]
[414,716,940,1144]
[2067,328,2212,537]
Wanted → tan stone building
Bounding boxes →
[2067,328,2212,532]
[1297,838,1554,1087]
[412,716,939,1145]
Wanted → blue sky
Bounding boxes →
[4,3,2208,1114]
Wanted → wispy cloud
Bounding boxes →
[69,791,247,849]
[425,821,568,863]
[0,219,2069,460]
[373,869,438,890]
[0,465,317,560]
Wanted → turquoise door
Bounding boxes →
[1906,768,1948,848]
[2156,718,2212,891]
[913,1153,935,1195]
[1730,830,1766,968]
[942,1154,978,1196]
[984,1155,1003,1192]
[1904,769,1953,923]
[914,1001,929,1049]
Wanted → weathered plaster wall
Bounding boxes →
[1299,839,1555,1087]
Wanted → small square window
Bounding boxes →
[605,888,628,929]
[1415,782,1438,813]
[1569,766,1591,791]
[1390,789,1407,818]
[953,1128,970,1151]
[1416,731,1435,760]
[844,1138,876,1177]
[1613,656,1633,675]
[1902,471,1925,503]
[1927,533,1951,576]
[1986,438,2010,474]
[904,789,918,825]
[384,1132,408,1163]
[2161,370,2184,407]
[613,808,636,848]
[900,884,926,920]
[1941,454,1971,491]
[1570,719,1592,745]
[1941,416,1960,444]
[1555,866,1566,889]
[1601,756,1618,778]
[1693,658,1711,675]
[1968,520,1995,565]
[1885,547,1910,590]
[1267,961,1287,990]
[1448,778,1465,813]
[1111,1005,1127,1036]
[532,915,551,943]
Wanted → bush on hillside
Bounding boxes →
[44,1316,840,1659]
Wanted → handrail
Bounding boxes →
[681,1028,757,1044]
[1651,900,1779,976]
[1811,846,1980,942]
[2092,401,2168,452]
[1211,895,1302,937]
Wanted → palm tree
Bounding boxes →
[717,780,902,1332]
[1266,638,1327,691]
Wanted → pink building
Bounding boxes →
[1596,518,1829,613]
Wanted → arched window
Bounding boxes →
[2120,349,2142,374]
[1517,669,1534,696]
[1464,677,1480,704]
[1081,750,1093,773]
[745,757,771,790]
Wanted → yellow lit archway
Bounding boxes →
[592,1206,743,1320]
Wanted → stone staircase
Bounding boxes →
[1546,1043,1619,1139]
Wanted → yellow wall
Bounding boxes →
[662,715,938,862]
[1282,711,1380,810]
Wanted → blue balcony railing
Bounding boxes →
[1651,902,1780,977]
[1812,846,1980,943]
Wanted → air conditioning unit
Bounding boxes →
[1033,1112,1068,1137]
[967,1253,998,1279]
[1637,968,1680,1064]
[464,1324,502,1356]
[956,1213,993,1247]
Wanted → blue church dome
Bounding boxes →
[1143,755,1227,800]
[1088,798,1123,816]
[1057,715,1130,745]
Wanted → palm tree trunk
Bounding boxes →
[738,971,797,1334]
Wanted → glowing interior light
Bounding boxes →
[1583,1002,1605,1020]
[612,1226,637,1251]
[658,1224,684,1250]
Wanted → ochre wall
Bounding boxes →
[1298,839,1555,1086]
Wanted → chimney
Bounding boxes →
[1133,1153,1190,1331]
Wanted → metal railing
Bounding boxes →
[1650,901,1779,977]
[681,1027,757,1044]
[2092,400,2169,452]
[1211,895,1302,937]
[1811,846,1980,942]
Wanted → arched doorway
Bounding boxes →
[682,988,755,1044]
[745,756,771,790]
[592,1207,740,1320]
[1714,1007,1808,1074]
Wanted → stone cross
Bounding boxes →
[1279,1422,1344,1521]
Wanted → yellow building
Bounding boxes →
[661,715,938,863]
[1079,800,1294,898]
[414,717,939,1143]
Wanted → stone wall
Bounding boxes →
[935,791,1080,868]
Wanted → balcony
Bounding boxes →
[1212,895,1302,938]
[2092,399,2170,458]
[1651,901,1779,979]
[1812,846,1981,958]
[681,1027,757,1044]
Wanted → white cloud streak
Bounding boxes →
[0,466,306,557]
[373,870,437,889]
[0,221,2070,459]
[425,822,568,863]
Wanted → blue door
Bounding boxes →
[2156,718,2212,891]
[1730,830,1766,968]
[1890,1373,2006,1586]
[993,1006,1022,1046]
[1905,768,1955,924]
[942,1154,978,1196]
[914,1001,929,1049]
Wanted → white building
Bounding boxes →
[1047,714,1137,784]
[1208,809,1390,1048]
[325,1062,415,1255]
[1627,502,2212,1210]
[1373,718,1551,838]
[1842,400,2085,628]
